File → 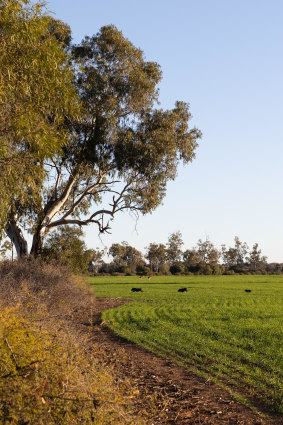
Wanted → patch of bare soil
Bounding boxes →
[73,297,283,425]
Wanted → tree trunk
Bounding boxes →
[6,219,28,259]
[29,171,78,257]
[30,227,47,258]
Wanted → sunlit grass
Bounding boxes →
[88,275,283,415]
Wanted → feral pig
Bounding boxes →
[178,288,188,293]
[245,289,251,293]
[131,288,143,292]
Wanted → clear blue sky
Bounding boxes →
[47,0,283,262]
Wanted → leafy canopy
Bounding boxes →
[0,0,79,227]
[2,17,201,257]
[67,25,201,214]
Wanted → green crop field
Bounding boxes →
[88,275,283,415]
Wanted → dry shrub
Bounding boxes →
[0,306,149,424]
[0,259,154,424]
[0,258,88,316]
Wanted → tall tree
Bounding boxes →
[109,242,144,272]
[183,249,202,270]
[166,231,184,265]
[196,238,220,264]
[4,23,201,258]
[0,0,79,256]
[221,236,249,269]
[145,243,166,272]
[247,243,267,273]
[3,26,201,255]
[87,248,106,273]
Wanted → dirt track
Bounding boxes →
[74,297,283,425]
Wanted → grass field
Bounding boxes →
[88,275,283,415]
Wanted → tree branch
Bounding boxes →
[59,172,106,221]
[47,209,114,233]
[46,179,137,234]
[41,167,79,228]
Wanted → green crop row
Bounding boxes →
[89,275,283,415]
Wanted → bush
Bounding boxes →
[0,258,86,316]
[0,259,153,424]
[0,307,147,424]
[41,226,92,273]
[136,265,150,276]
[158,264,171,275]
[117,265,128,274]
[223,269,235,275]
[170,263,185,275]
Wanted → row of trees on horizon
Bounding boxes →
[2,226,278,276]
[92,231,282,276]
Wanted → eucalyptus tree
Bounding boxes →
[247,243,267,273]
[0,0,79,256]
[166,231,184,265]
[183,249,202,270]
[109,242,144,272]
[4,22,201,258]
[196,238,220,264]
[145,243,167,272]
[221,236,249,269]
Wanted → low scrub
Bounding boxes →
[0,260,151,424]
[0,258,87,315]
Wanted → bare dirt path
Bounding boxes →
[74,297,282,425]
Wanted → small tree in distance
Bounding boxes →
[109,242,144,274]
[247,243,267,273]
[221,236,249,272]
[145,243,166,272]
[166,231,184,266]
[183,249,202,273]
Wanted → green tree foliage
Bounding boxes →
[221,236,249,271]
[266,262,283,274]
[0,0,79,235]
[221,237,268,274]
[3,21,201,258]
[87,247,106,273]
[42,226,93,273]
[196,238,220,265]
[247,243,267,273]
[183,249,202,272]
[169,262,185,275]
[145,243,166,272]
[109,242,144,273]
[182,239,222,275]
[183,249,201,266]
[166,231,184,265]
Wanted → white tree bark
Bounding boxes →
[6,216,28,258]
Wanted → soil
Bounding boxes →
[74,297,283,425]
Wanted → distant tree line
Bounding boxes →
[1,226,280,275]
[7,226,277,275]
[101,232,271,276]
